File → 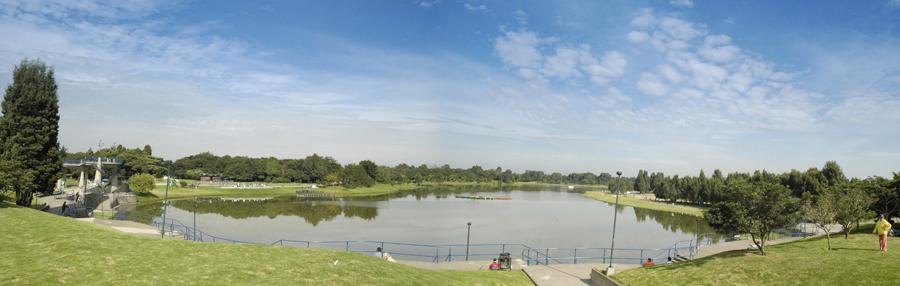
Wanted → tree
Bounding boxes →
[339,164,375,188]
[801,190,838,250]
[634,170,649,193]
[821,161,847,187]
[128,173,156,194]
[834,183,875,239]
[705,181,800,255]
[142,144,153,156]
[0,59,63,206]
[359,160,379,182]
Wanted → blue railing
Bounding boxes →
[151,216,717,266]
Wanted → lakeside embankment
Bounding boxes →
[613,224,897,285]
[138,181,610,203]
[0,202,532,285]
[582,191,705,217]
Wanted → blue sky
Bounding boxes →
[1,0,899,177]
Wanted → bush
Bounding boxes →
[128,173,156,194]
[179,180,188,188]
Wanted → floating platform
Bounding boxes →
[455,195,512,200]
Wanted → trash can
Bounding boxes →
[498,253,511,270]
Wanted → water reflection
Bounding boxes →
[170,197,378,226]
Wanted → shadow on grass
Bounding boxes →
[832,247,879,252]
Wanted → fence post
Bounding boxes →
[307,242,310,248]
[573,249,578,264]
[346,241,350,252]
[502,244,506,253]
[602,249,606,264]
[640,249,644,264]
[545,248,549,265]
[381,242,385,259]
[280,240,284,246]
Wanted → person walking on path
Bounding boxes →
[874,214,892,252]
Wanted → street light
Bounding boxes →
[607,171,622,275]
[465,222,472,261]
[160,167,171,238]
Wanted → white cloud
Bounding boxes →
[464,3,487,12]
[513,9,528,25]
[542,46,583,79]
[657,64,683,83]
[627,31,649,43]
[495,30,626,87]
[626,9,824,132]
[670,0,694,7]
[631,9,656,27]
[659,17,706,40]
[494,31,544,68]
[582,51,627,86]
[417,0,441,8]
[636,72,668,96]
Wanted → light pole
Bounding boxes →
[160,167,171,238]
[607,171,622,275]
[465,222,472,261]
[193,199,198,241]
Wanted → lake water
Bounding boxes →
[121,186,717,252]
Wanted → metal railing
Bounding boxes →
[150,216,719,266]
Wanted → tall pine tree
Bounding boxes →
[0,59,62,206]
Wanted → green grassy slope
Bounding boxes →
[0,203,531,285]
[614,227,899,285]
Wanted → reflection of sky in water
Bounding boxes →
[153,190,715,249]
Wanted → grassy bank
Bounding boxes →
[0,203,531,285]
[421,181,608,189]
[583,191,705,217]
[614,226,898,285]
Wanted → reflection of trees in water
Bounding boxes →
[171,197,378,226]
[631,207,716,236]
[355,185,540,201]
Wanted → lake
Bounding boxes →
[120,185,717,254]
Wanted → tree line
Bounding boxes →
[626,161,899,255]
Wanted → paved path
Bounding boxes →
[523,263,639,286]
[74,217,164,237]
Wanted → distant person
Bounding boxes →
[488,259,500,270]
[642,258,655,267]
[60,202,68,216]
[874,214,892,252]
[373,247,395,262]
[666,257,673,264]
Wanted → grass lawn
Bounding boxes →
[0,203,532,285]
[614,227,900,286]
[582,191,705,217]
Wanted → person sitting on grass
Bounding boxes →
[488,259,500,270]
[642,258,655,267]
[373,247,396,262]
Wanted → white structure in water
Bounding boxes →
[63,157,123,198]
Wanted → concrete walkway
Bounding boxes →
[71,217,164,237]
[523,263,639,286]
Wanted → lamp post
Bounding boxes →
[607,171,622,275]
[160,167,171,238]
[465,222,472,261]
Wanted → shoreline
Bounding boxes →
[582,191,706,217]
